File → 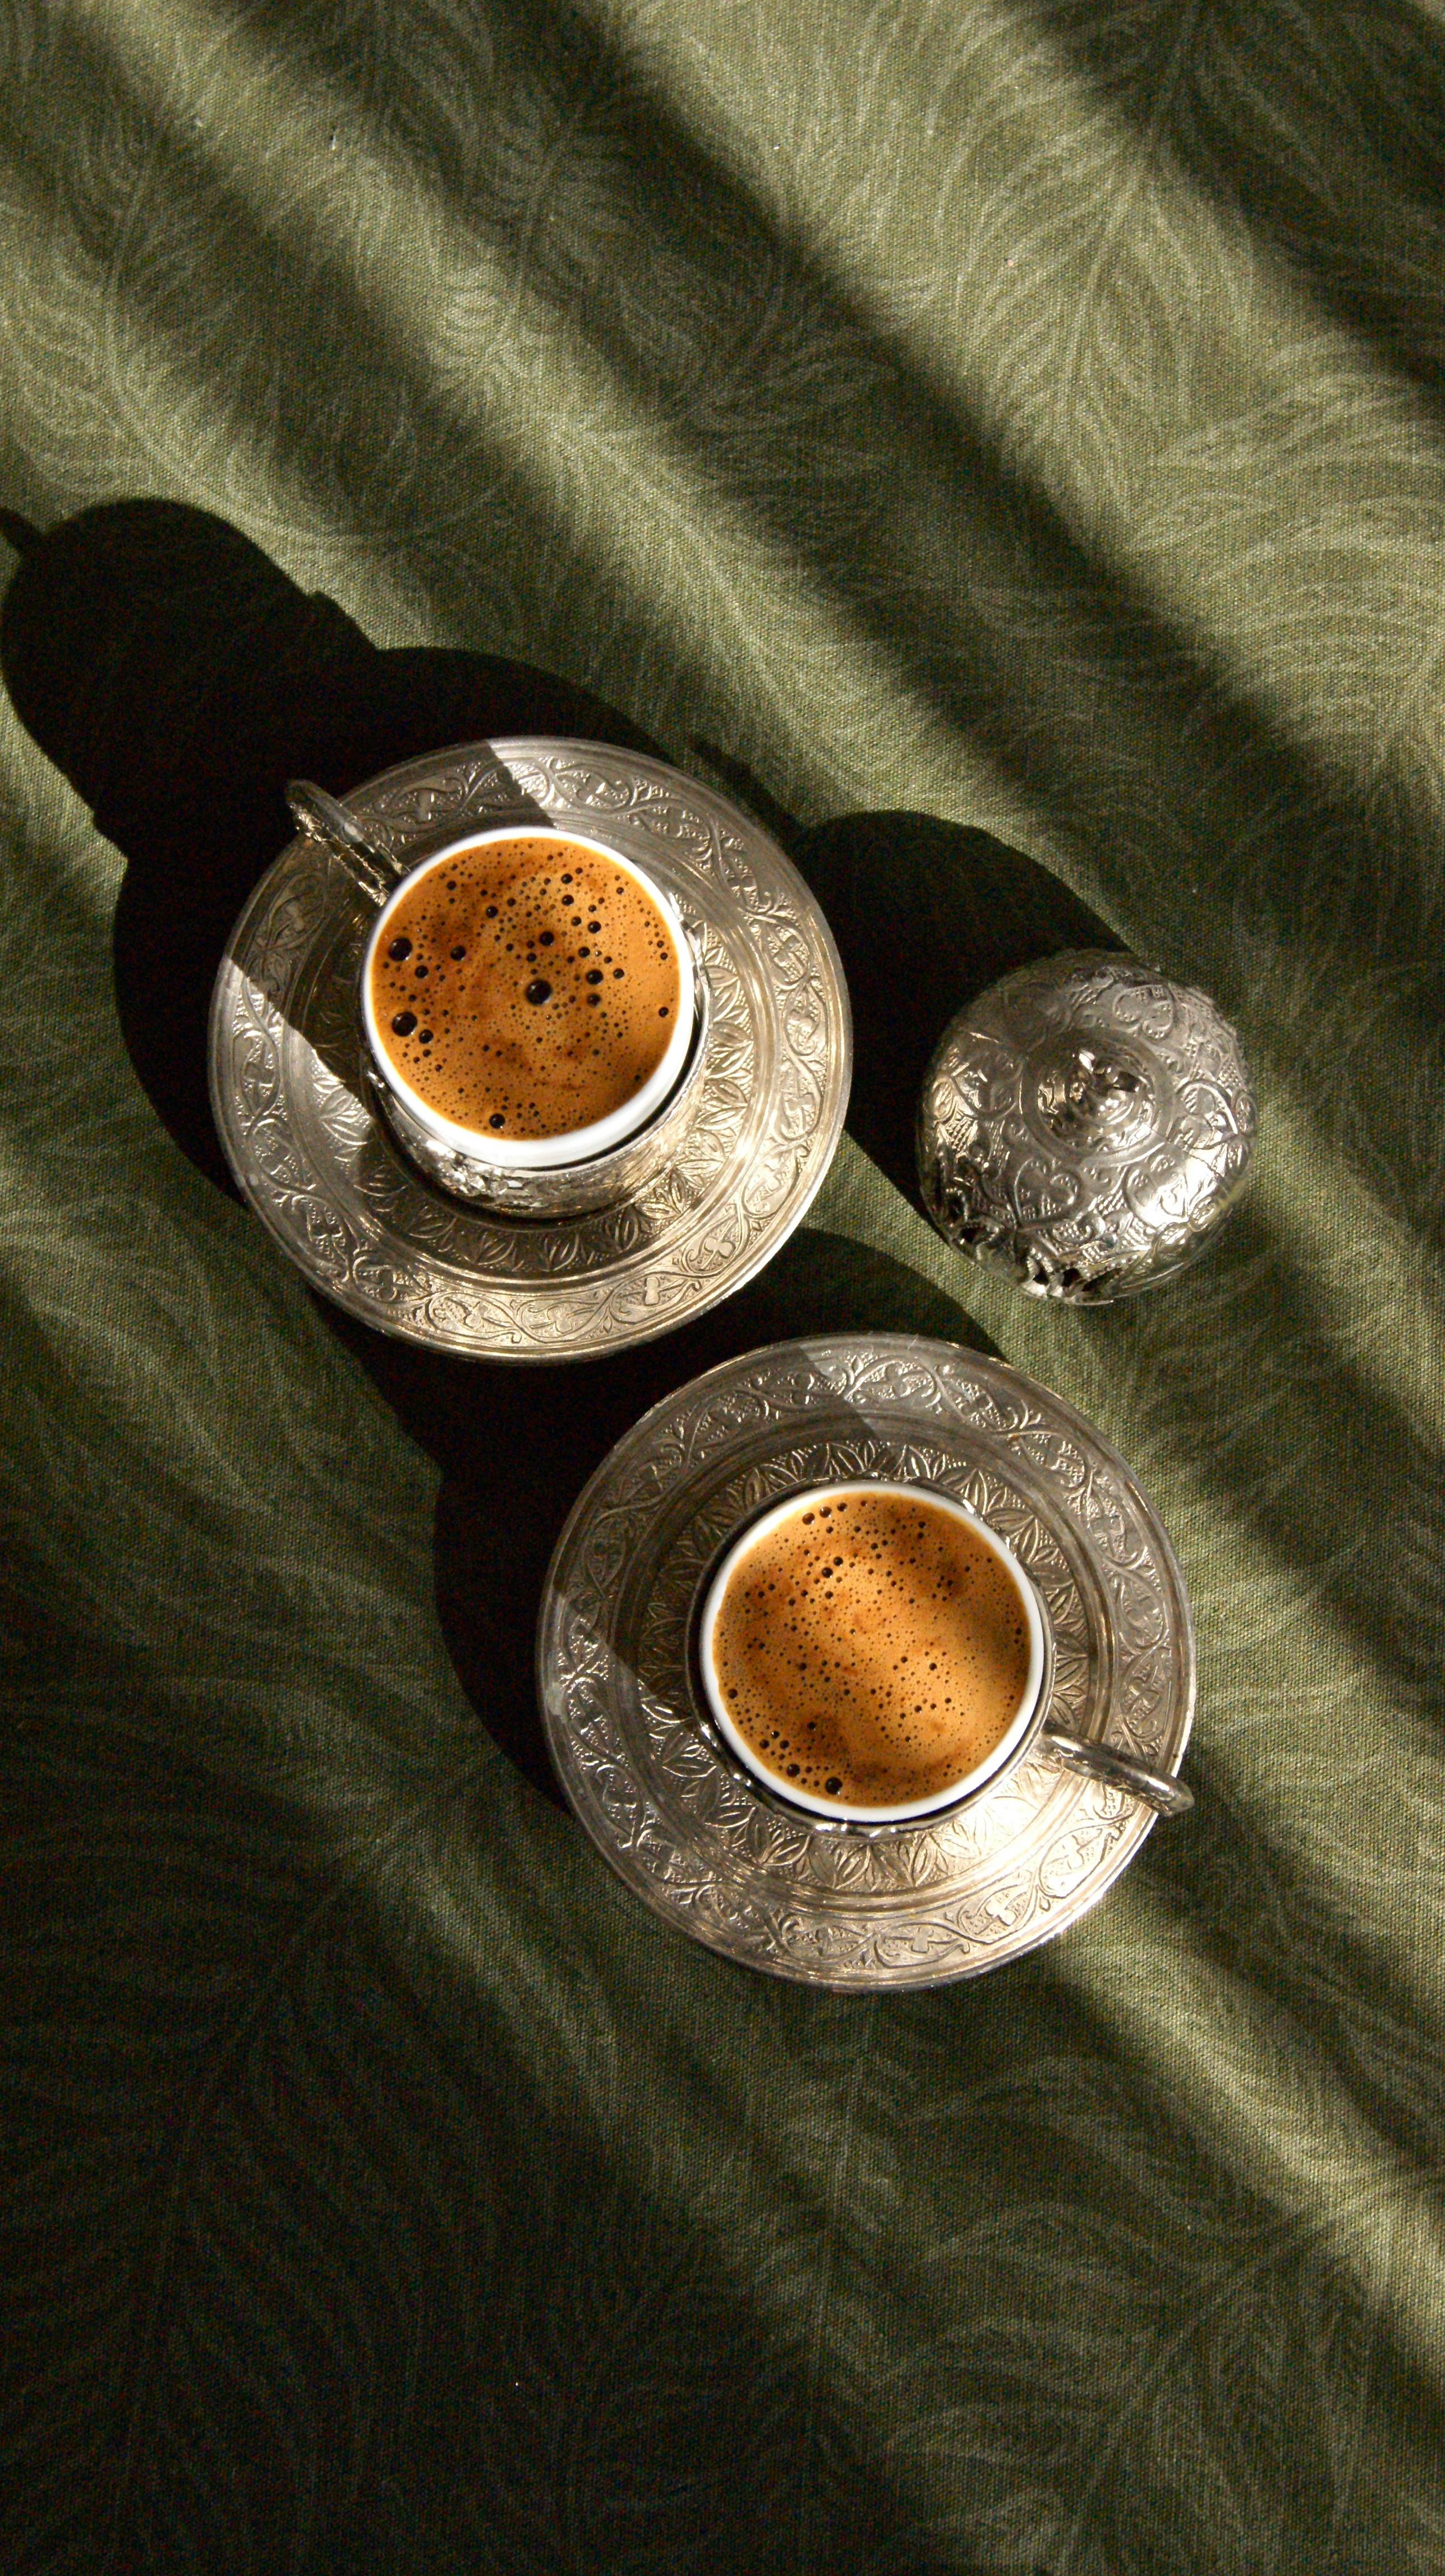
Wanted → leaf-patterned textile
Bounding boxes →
[3,3,1444,2569]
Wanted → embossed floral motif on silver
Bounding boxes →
[209,740,851,1359]
[538,1335,1194,1990]
[918,951,1257,1301]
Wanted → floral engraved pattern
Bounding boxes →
[210,741,850,1358]
[538,1337,1194,1989]
[919,951,1257,1301]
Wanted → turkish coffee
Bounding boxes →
[706,1488,1033,1808]
[369,833,683,1143]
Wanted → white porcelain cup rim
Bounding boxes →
[361,824,697,1170]
[696,1479,1048,1825]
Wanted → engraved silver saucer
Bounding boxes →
[538,1336,1195,1990]
[208,741,852,1359]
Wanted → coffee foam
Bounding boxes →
[369,835,681,1140]
[708,1491,1032,1806]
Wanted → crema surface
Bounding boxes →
[370,835,680,1139]
[711,1491,1031,1805]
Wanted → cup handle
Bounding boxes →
[286,778,407,907]
[1041,1724,1194,1816]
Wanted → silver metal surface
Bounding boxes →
[538,1335,1195,1989]
[285,776,403,905]
[1041,1727,1194,1817]
[209,740,852,1360]
[918,951,1257,1301]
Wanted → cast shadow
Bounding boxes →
[697,749,1123,1208]
[1,497,1007,1810]
[0,497,665,1189]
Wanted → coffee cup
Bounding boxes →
[288,783,708,1218]
[696,1478,1192,1823]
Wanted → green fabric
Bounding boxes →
[4,2,1445,2568]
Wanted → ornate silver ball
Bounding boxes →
[917,950,1258,1302]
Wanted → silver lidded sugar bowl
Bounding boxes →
[917,950,1258,1301]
